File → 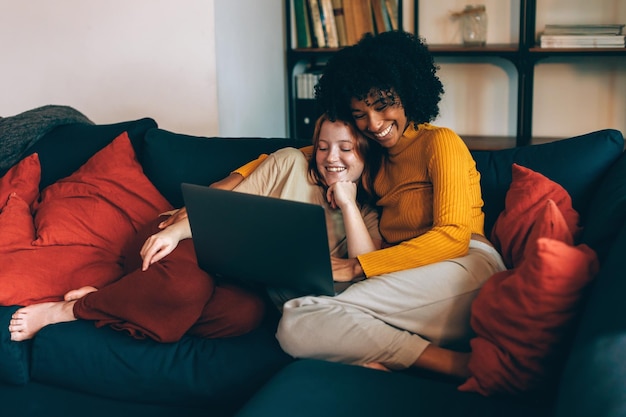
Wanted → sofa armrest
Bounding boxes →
[555,221,626,417]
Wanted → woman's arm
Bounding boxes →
[328,181,381,257]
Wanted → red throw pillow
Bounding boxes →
[0,193,36,246]
[490,163,581,269]
[33,132,172,255]
[0,132,173,306]
[459,201,599,397]
[0,153,41,207]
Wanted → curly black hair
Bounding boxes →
[315,31,444,127]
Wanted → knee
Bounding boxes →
[275,306,318,359]
[230,292,266,335]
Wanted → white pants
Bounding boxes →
[276,240,506,370]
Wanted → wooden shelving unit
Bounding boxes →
[416,0,626,147]
[286,0,625,148]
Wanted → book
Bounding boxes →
[320,0,339,47]
[371,0,390,33]
[384,0,399,30]
[293,0,312,48]
[308,0,327,47]
[347,0,375,44]
[543,24,625,36]
[539,34,626,48]
[332,0,348,46]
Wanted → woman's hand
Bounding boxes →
[331,256,364,282]
[140,220,190,271]
[326,181,358,210]
[158,207,188,229]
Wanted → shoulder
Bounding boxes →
[415,124,469,155]
[271,147,308,163]
[266,147,310,171]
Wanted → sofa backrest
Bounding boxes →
[472,129,624,235]
[140,128,312,208]
[13,119,625,241]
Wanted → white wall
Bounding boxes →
[0,0,219,137]
[214,0,287,138]
[1,1,623,141]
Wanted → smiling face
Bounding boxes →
[350,89,408,149]
[315,120,365,187]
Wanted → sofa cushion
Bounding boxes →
[580,151,626,263]
[490,164,581,268]
[30,319,291,410]
[141,128,311,207]
[0,306,31,385]
[235,359,553,417]
[21,118,157,189]
[459,200,599,397]
[0,152,41,208]
[472,129,624,236]
[33,132,172,254]
[1,133,172,307]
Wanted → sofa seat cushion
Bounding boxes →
[30,319,291,410]
[235,359,553,417]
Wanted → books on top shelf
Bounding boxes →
[539,24,626,48]
[293,0,399,49]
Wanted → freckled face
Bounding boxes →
[350,91,408,149]
[315,120,365,186]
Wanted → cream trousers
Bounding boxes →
[276,240,506,370]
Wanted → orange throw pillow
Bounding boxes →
[490,163,581,269]
[459,201,599,396]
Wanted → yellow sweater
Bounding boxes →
[234,124,484,278]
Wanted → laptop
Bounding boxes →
[181,183,335,298]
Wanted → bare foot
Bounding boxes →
[64,286,98,301]
[363,362,391,372]
[8,301,77,342]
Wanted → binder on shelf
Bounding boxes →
[295,99,321,140]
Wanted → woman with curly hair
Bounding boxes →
[274,31,506,379]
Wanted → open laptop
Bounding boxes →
[181,183,335,298]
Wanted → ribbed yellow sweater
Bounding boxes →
[358,123,484,277]
[234,123,485,278]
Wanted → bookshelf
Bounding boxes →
[286,0,626,147]
[286,0,403,140]
[416,0,626,147]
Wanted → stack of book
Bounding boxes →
[538,24,626,48]
[294,0,399,49]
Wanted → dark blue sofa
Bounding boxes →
[0,118,624,417]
